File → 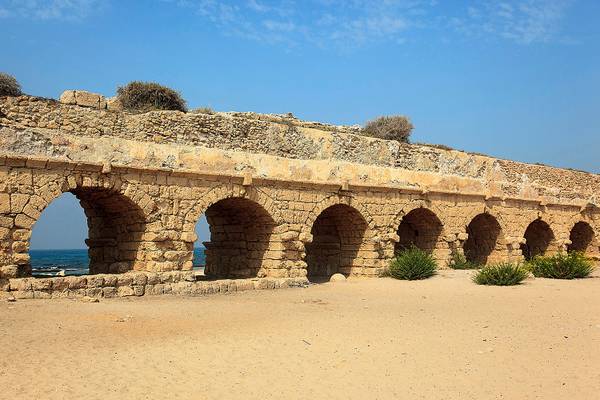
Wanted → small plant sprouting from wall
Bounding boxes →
[362,115,414,143]
[473,262,529,286]
[117,81,187,113]
[527,252,594,279]
[0,72,22,97]
[388,246,437,280]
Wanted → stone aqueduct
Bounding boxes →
[0,94,598,298]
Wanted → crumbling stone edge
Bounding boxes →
[0,271,309,300]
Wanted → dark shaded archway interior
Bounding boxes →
[202,198,275,279]
[463,213,501,265]
[395,208,443,254]
[305,204,367,281]
[568,221,595,254]
[521,219,554,260]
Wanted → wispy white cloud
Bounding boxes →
[451,0,573,44]
[168,0,433,47]
[0,0,574,46]
[171,0,573,48]
[0,0,102,20]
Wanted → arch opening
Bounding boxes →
[30,188,147,276]
[521,219,555,260]
[463,213,502,265]
[192,215,208,273]
[305,204,367,282]
[395,207,443,254]
[30,193,88,276]
[568,221,595,254]
[196,197,276,279]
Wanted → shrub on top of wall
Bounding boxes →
[448,251,480,270]
[362,115,414,143]
[0,72,22,97]
[473,262,529,286]
[388,247,437,280]
[116,81,187,113]
[527,252,594,279]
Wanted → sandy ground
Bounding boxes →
[2,270,600,400]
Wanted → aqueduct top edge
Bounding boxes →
[0,95,598,207]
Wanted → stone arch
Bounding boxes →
[304,203,371,281]
[568,221,596,255]
[463,213,503,265]
[184,184,283,232]
[183,184,281,279]
[394,207,444,255]
[521,219,556,260]
[20,174,153,276]
[203,198,276,279]
[302,194,377,239]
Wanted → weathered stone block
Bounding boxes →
[59,90,77,105]
[106,97,122,111]
[9,278,32,291]
[10,194,29,213]
[11,241,28,253]
[0,265,18,279]
[159,272,175,284]
[33,290,51,299]
[150,283,165,295]
[103,287,117,298]
[12,229,31,241]
[145,272,159,285]
[60,90,106,109]
[162,284,173,295]
[13,290,34,299]
[180,232,197,243]
[69,288,87,298]
[86,287,103,298]
[116,274,133,287]
[67,276,87,289]
[51,290,69,299]
[132,285,145,296]
[117,286,135,297]
[31,278,52,291]
[13,253,30,265]
[0,216,13,229]
[103,275,118,287]
[14,214,35,229]
[87,276,104,288]
[236,280,254,291]
[0,193,9,213]
[51,278,69,291]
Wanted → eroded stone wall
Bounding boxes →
[0,95,598,298]
[0,270,307,300]
[1,96,598,203]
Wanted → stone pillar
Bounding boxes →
[1,192,35,278]
[506,237,526,263]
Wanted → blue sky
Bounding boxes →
[1,0,598,249]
